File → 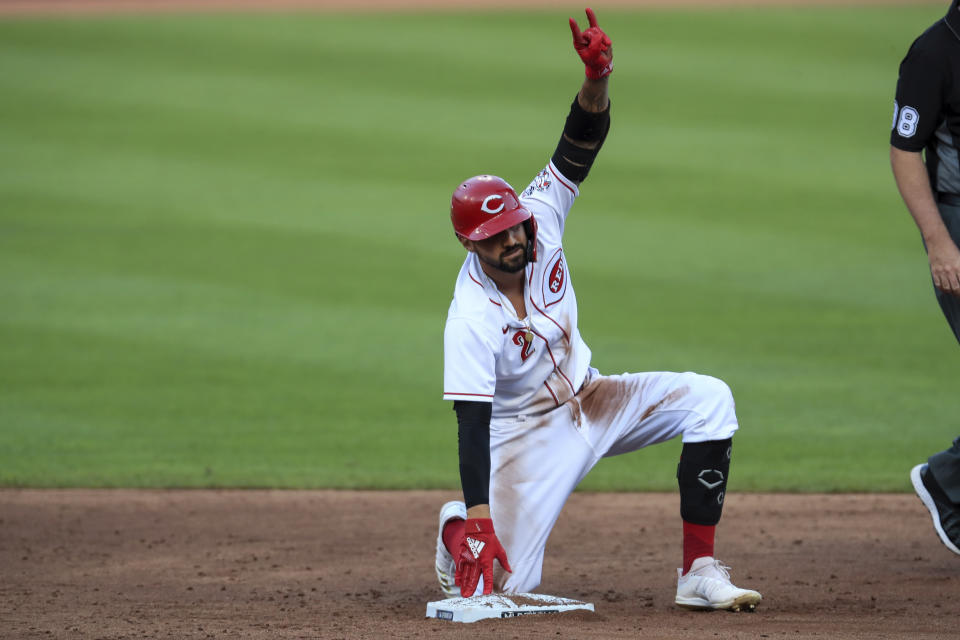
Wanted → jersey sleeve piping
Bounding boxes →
[443,392,495,402]
[548,161,578,196]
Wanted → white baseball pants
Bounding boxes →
[484,368,739,593]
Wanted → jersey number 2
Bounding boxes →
[512,330,535,361]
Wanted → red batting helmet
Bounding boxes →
[451,175,538,261]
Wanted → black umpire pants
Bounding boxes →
[929,436,960,505]
[928,198,960,505]
[933,197,960,344]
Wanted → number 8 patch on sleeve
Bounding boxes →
[893,100,919,138]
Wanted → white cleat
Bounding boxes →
[675,557,762,612]
[435,501,467,598]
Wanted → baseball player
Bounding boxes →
[433,8,762,612]
[890,0,960,556]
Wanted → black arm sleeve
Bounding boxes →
[551,94,611,183]
[453,400,492,509]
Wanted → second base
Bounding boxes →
[425,592,595,623]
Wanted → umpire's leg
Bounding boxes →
[928,436,960,505]
[933,201,960,344]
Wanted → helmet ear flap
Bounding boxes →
[524,216,538,262]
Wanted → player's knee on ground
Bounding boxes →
[677,438,732,526]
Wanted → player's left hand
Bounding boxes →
[569,7,613,80]
[454,518,512,597]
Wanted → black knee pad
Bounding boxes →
[677,439,732,526]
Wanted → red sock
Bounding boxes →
[442,518,465,556]
[682,521,715,574]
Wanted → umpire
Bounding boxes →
[891,0,960,341]
[890,0,960,557]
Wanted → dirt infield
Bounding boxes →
[1,490,957,639]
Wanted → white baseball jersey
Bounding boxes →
[443,162,592,418]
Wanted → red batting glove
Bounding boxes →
[569,7,613,80]
[454,518,512,597]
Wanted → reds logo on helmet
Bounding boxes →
[480,195,505,214]
[451,175,538,262]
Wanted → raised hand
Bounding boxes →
[569,7,612,80]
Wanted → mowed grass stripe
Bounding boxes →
[0,6,955,490]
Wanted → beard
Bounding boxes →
[479,245,527,273]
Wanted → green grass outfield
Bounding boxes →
[1,4,956,491]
